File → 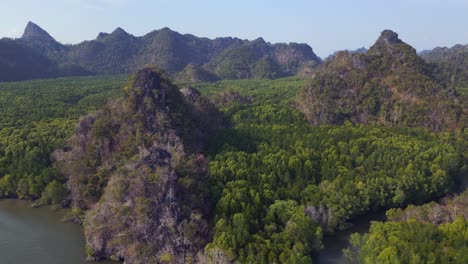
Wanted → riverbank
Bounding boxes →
[315,211,386,263]
[0,199,118,264]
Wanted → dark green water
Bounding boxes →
[316,212,386,264]
[0,199,118,264]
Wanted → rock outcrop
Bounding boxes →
[297,30,466,131]
[54,67,223,263]
[21,21,57,43]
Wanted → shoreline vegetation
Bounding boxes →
[0,28,466,263]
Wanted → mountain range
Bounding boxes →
[419,44,468,88]
[0,22,321,82]
[1,22,466,88]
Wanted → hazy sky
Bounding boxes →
[0,0,467,57]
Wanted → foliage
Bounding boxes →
[421,44,468,90]
[346,217,467,264]
[0,66,465,263]
[204,39,321,80]
[385,190,468,225]
[0,38,59,82]
[205,40,281,79]
[193,77,465,263]
[346,190,468,263]
[41,180,68,205]
[297,30,466,131]
[8,22,321,81]
[175,63,220,84]
[55,68,218,263]
[0,75,125,199]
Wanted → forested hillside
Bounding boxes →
[0,67,465,263]
[421,44,468,89]
[0,38,65,81]
[345,191,468,263]
[0,21,321,82]
[0,76,125,201]
[0,27,467,264]
[192,76,466,263]
[297,30,466,131]
[54,68,223,263]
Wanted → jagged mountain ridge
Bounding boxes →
[0,21,321,81]
[297,30,466,131]
[420,44,468,62]
[420,44,468,88]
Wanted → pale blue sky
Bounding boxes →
[0,0,467,57]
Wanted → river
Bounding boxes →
[0,198,385,264]
[315,212,386,263]
[0,199,118,264]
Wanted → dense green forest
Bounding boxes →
[346,217,467,263]
[192,77,466,263]
[0,76,125,202]
[0,70,466,263]
[345,191,468,263]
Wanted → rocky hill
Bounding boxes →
[1,21,321,82]
[420,44,468,88]
[204,38,321,79]
[175,63,220,83]
[54,67,223,263]
[297,30,466,131]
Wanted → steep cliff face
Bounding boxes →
[19,21,71,61]
[54,67,222,263]
[21,21,57,43]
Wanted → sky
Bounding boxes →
[0,0,467,58]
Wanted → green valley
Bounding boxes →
[0,55,465,262]
[0,8,466,263]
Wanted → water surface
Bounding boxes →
[0,199,118,264]
[316,212,386,263]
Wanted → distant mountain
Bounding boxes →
[419,44,468,88]
[324,47,368,61]
[420,44,468,62]
[205,38,321,79]
[21,21,56,43]
[175,63,220,83]
[298,30,466,131]
[1,21,321,82]
[0,38,89,82]
[0,38,58,81]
